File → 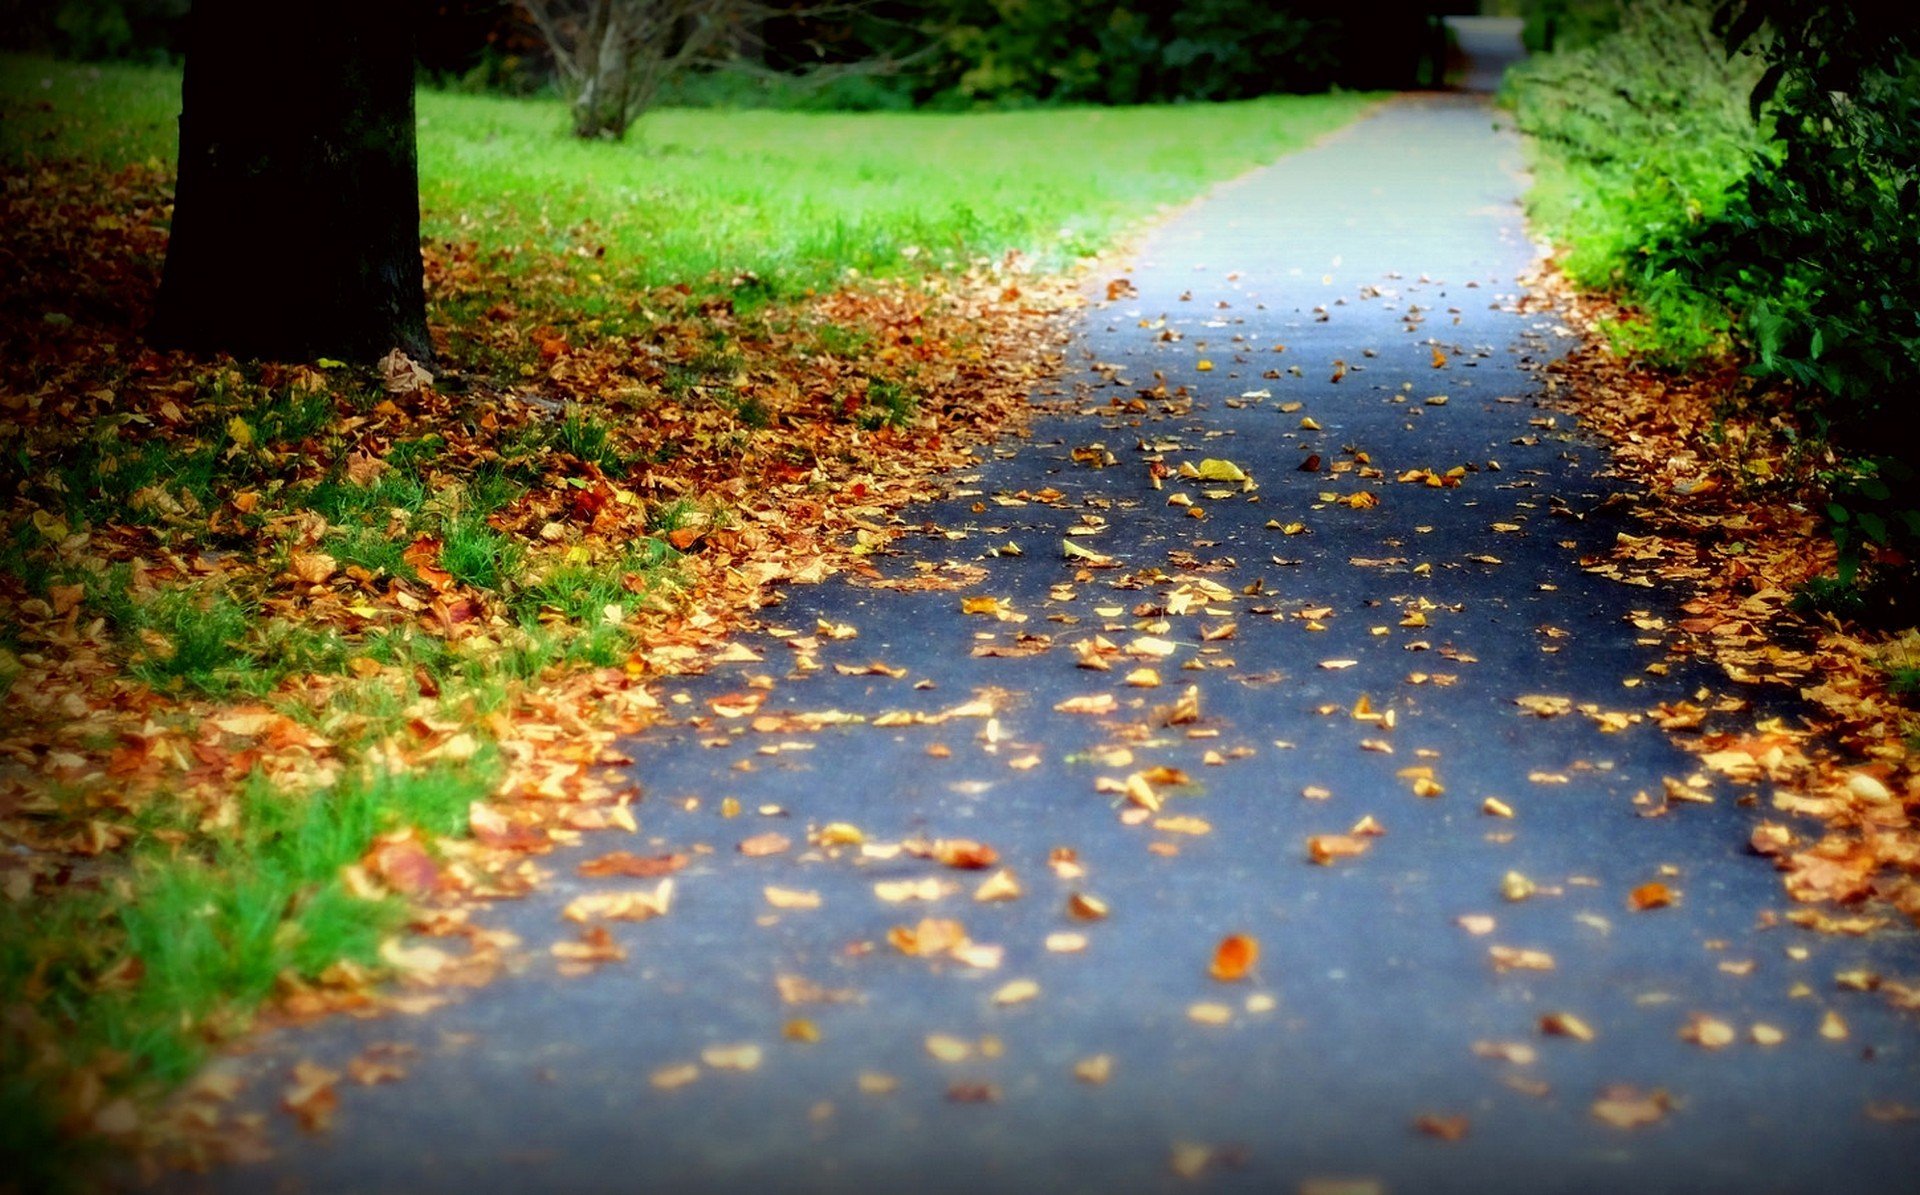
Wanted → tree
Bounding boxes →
[524,0,740,140]
[150,1,432,364]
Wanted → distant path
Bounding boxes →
[173,93,1920,1195]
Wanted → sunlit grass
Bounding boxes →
[2,53,1379,299]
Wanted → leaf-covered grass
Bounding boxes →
[2,53,1378,298]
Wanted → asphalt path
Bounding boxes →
[171,93,1920,1195]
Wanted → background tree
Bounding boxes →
[150,0,431,363]
[523,0,742,139]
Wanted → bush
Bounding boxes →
[1507,0,1920,596]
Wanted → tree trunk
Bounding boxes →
[150,0,431,364]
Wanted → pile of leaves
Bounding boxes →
[0,155,1075,1176]
[1523,262,1920,945]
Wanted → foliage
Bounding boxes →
[1504,0,1920,600]
[1502,0,1765,363]
[0,0,188,62]
[835,0,1440,108]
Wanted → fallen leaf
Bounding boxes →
[1679,1013,1735,1050]
[282,1061,340,1132]
[1210,933,1259,982]
[651,1063,700,1090]
[992,979,1041,1006]
[974,869,1023,902]
[1629,882,1676,910]
[1308,834,1369,864]
[1591,1085,1672,1129]
[1414,1112,1470,1141]
[578,851,688,879]
[701,1043,763,1071]
[1187,1002,1234,1025]
[764,886,822,910]
[1540,1012,1595,1041]
[1067,892,1110,920]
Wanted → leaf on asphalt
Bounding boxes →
[578,851,688,878]
[737,832,792,857]
[858,1072,899,1095]
[1067,892,1110,921]
[775,974,861,1006]
[281,1061,341,1133]
[1188,1002,1233,1025]
[1515,695,1573,717]
[1591,1085,1672,1129]
[764,886,822,910]
[925,1033,973,1062]
[974,869,1023,902]
[1471,1041,1537,1066]
[561,880,673,923]
[1679,1013,1735,1050]
[876,877,951,903]
[709,692,765,718]
[1308,834,1369,864]
[1046,931,1089,953]
[992,979,1041,1006]
[888,918,969,957]
[1489,945,1555,973]
[551,925,627,971]
[701,1043,763,1071]
[1210,934,1259,981]
[1074,1054,1114,1084]
[1056,693,1118,715]
[1628,881,1676,910]
[906,837,999,869]
[1539,1012,1595,1042]
[1414,1112,1470,1141]
[651,1063,700,1091]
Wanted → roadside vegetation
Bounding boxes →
[1503,0,1919,612]
[0,52,1375,1186]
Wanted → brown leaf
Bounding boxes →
[281,1061,340,1132]
[1628,881,1676,910]
[1413,1112,1470,1141]
[578,851,688,878]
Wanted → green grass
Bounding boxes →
[0,755,496,1188]
[2,53,1378,303]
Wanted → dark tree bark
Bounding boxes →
[151,1,432,364]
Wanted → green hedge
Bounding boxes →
[1505,0,1920,595]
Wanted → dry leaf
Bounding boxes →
[1540,1012,1595,1041]
[763,886,822,910]
[1591,1085,1671,1129]
[738,832,792,857]
[1210,934,1259,982]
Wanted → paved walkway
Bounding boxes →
[178,95,1920,1195]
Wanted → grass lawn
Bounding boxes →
[4,56,1377,296]
[0,53,1376,1187]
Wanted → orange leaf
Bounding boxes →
[1209,933,1259,982]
